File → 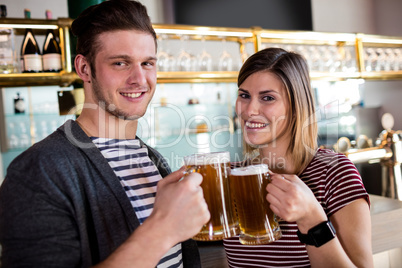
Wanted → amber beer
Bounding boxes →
[230,164,282,245]
[184,152,238,241]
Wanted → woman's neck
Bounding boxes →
[258,143,294,174]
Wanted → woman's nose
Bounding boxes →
[245,99,260,117]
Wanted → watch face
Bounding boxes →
[310,221,336,247]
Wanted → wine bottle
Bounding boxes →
[0,5,16,74]
[0,5,6,17]
[14,92,25,114]
[42,10,62,72]
[20,9,43,73]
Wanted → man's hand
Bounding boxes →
[95,168,210,268]
[150,168,210,244]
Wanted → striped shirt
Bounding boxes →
[224,148,369,267]
[92,138,183,268]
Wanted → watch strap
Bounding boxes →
[297,220,336,247]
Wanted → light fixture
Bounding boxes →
[0,24,58,30]
[260,31,356,42]
[154,28,253,38]
[361,36,402,45]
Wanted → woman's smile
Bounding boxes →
[245,121,269,130]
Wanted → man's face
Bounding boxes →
[88,30,157,120]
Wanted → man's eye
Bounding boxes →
[114,62,126,66]
[143,61,155,67]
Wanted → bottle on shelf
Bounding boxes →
[14,92,25,114]
[20,9,43,73]
[0,4,6,18]
[0,5,16,74]
[42,10,62,72]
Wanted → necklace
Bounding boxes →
[76,119,95,137]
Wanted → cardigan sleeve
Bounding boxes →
[0,161,82,267]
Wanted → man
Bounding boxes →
[0,0,210,267]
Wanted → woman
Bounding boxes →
[224,48,373,267]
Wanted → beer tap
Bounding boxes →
[335,113,402,200]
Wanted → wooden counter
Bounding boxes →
[197,194,402,267]
[370,194,402,254]
[197,241,228,268]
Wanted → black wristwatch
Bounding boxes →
[297,220,336,247]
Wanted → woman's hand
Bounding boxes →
[266,172,327,232]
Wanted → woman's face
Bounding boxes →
[236,71,291,148]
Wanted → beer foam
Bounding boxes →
[184,151,230,165]
[231,164,269,176]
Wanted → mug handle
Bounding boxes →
[265,172,282,223]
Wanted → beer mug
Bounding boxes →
[184,151,238,241]
[230,164,282,245]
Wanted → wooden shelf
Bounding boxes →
[0,72,80,87]
[157,71,238,83]
[1,18,401,87]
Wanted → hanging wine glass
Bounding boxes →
[218,37,233,71]
[393,48,401,71]
[197,36,212,71]
[320,46,333,72]
[8,122,19,149]
[309,45,321,72]
[342,46,356,73]
[157,34,175,72]
[19,121,30,147]
[295,45,312,69]
[236,38,249,71]
[176,35,191,71]
[176,35,196,71]
[330,46,342,72]
[375,48,386,71]
[384,48,394,71]
[364,48,376,72]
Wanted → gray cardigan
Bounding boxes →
[0,120,200,267]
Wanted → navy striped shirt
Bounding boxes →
[92,138,183,268]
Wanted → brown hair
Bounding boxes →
[238,47,317,174]
[71,0,157,77]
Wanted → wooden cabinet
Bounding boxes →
[0,17,77,87]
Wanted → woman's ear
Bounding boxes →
[75,54,91,83]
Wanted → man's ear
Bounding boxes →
[75,54,92,83]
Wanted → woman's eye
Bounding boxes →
[238,93,250,99]
[262,95,275,101]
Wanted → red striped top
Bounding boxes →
[224,148,370,268]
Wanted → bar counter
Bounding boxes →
[197,194,402,268]
[370,195,402,254]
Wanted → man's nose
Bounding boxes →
[127,65,147,85]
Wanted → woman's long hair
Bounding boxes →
[238,47,317,174]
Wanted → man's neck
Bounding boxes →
[76,109,138,139]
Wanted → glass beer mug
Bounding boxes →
[183,151,238,241]
[230,164,282,244]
